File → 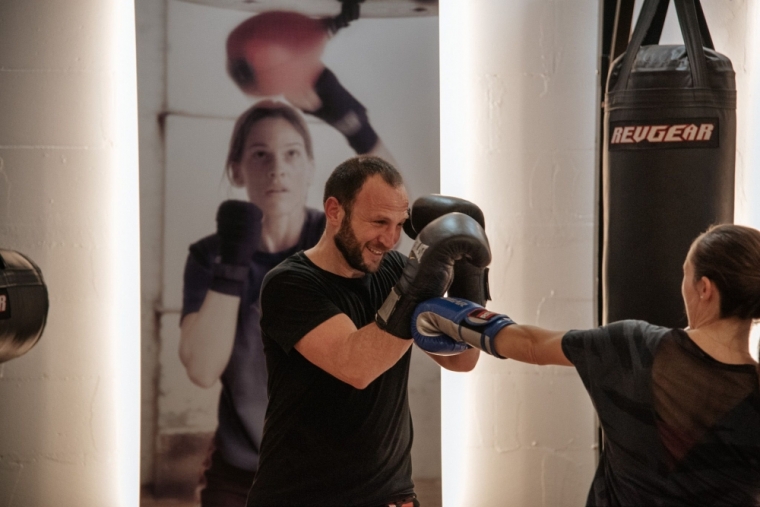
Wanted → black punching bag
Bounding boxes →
[602,0,735,328]
[0,249,49,363]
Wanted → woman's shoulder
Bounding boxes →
[600,320,673,355]
[564,320,670,356]
[187,233,219,265]
[301,208,326,248]
[304,208,326,227]
[607,319,671,335]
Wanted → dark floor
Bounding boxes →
[141,479,442,507]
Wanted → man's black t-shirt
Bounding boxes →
[563,320,760,506]
[248,250,414,507]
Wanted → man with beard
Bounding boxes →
[247,156,485,507]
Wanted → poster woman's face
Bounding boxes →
[233,116,314,216]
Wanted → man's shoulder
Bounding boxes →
[381,250,407,271]
[261,252,316,289]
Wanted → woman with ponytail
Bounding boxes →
[414,224,760,506]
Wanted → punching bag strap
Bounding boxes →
[642,0,714,50]
[640,0,670,46]
[613,0,662,92]
[613,0,713,92]
[674,0,709,87]
[694,1,714,50]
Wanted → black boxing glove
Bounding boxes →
[308,67,379,154]
[376,212,491,339]
[404,195,490,305]
[210,200,263,296]
[448,262,490,307]
[403,195,485,239]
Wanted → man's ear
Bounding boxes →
[324,196,344,226]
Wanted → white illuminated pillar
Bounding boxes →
[440,1,601,505]
[0,1,140,506]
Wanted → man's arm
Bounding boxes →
[424,347,480,372]
[294,316,412,390]
[288,214,492,388]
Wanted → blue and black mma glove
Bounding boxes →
[412,297,515,358]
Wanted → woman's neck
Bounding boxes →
[686,318,755,365]
[258,208,307,253]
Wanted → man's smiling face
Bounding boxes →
[334,174,409,274]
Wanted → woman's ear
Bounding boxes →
[699,276,715,301]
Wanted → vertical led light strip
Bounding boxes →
[439,0,476,200]
[746,0,760,361]
[109,0,141,504]
[439,1,475,505]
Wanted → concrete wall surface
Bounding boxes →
[0,0,141,506]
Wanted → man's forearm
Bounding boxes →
[295,316,413,390]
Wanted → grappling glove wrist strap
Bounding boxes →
[209,263,249,297]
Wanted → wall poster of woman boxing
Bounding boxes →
[136,1,444,505]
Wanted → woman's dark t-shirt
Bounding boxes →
[563,320,760,506]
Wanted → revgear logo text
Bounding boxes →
[609,118,719,150]
[0,289,8,319]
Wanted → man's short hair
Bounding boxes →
[323,156,404,212]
